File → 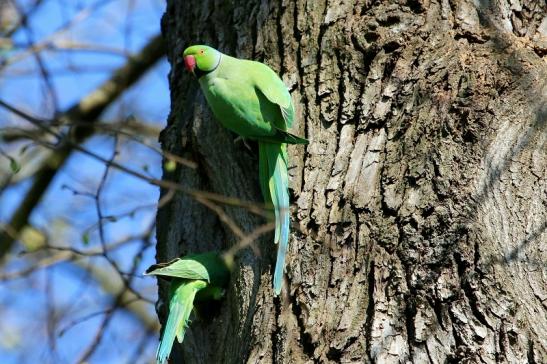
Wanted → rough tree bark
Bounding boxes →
[156,1,546,363]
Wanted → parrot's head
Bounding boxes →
[183,45,221,77]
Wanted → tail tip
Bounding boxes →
[156,351,167,364]
[273,271,283,296]
[156,339,172,364]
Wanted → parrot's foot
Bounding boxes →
[234,136,252,151]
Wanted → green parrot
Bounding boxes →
[182,45,308,295]
[145,252,230,364]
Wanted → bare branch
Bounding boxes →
[0,34,166,259]
[0,0,115,71]
[222,222,275,267]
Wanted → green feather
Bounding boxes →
[145,252,229,286]
[148,252,231,364]
[156,279,207,364]
[196,53,308,144]
[184,45,308,294]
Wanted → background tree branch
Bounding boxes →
[0,33,165,260]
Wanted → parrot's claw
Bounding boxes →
[234,136,252,151]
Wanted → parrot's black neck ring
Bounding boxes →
[196,54,222,79]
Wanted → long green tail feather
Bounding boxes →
[156,279,207,364]
[259,142,290,295]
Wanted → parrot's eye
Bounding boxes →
[199,49,205,55]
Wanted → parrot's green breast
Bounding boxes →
[198,56,288,140]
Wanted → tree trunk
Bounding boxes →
[156,0,546,362]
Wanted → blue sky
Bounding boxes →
[0,1,169,363]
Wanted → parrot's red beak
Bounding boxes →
[184,55,196,73]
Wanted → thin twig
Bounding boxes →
[0,33,166,258]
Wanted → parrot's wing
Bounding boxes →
[146,256,211,282]
[252,63,295,130]
[146,252,230,285]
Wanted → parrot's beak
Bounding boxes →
[184,55,196,74]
